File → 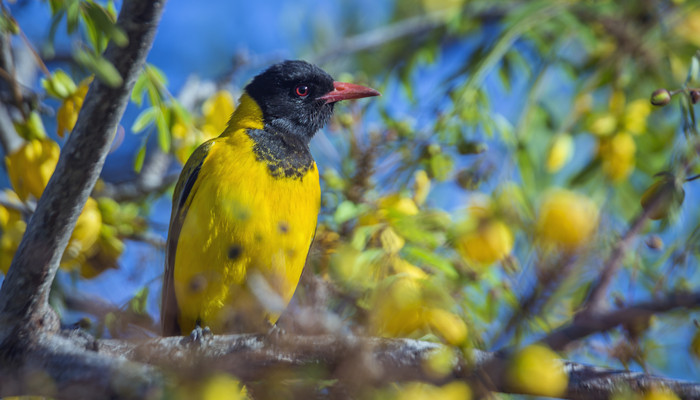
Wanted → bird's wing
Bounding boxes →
[161,140,215,336]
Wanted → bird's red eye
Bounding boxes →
[295,85,309,97]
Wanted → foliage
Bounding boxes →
[1,0,700,398]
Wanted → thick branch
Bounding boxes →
[0,0,166,344]
[0,331,697,398]
[0,334,162,399]
[92,334,699,399]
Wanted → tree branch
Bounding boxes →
[581,195,661,316]
[94,334,700,399]
[0,32,25,155]
[0,0,165,336]
[541,290,700,351]
[0,0,166,388]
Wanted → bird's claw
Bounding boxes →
[188,325,213,344]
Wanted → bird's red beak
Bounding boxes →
[319,81,380,104]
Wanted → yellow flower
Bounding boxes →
[588,112,617,136]
[599,132,636,181]
[623,99,651,135]
[643,387,681,400]
[413,169,431,206]
[378,194,420,217]
[61,197,103,271]
[371,276,424,337]
[201,90,235,140]
[537,189,598,250]
[390,257,428,280]
[0,193,26,274]
[171,116,199,164]
[425,308,468,345]
[56,77,92,137]
[5,138,60,201]
[395,382,471,400]
[546,134,573,173]
[370,275,467,344]
[380,226,405,254]
[175,373,248,400]
[455,218,513,267]
[507,344,568,397]
[691,329,700,359]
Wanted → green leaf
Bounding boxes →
[74,49,123,87]
[402,244,458,279]
[171,100,192,124]
[66,0,81,33]
[688,54,700,85]
[0,12,19,34]
[81,5,103,52]
[42,69,77,99]
[82,2,128,47]
[351,225,381,250]
[129,287,149,315]
[146,65,168,88]
[131,69,149,106]
[131,107,157,133]
[133,142,147,173]
[156,105,171,152]
[334,200,360,224]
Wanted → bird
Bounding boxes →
[161,60,380,336]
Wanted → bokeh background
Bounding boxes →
[3,0,700,397]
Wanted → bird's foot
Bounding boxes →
[187,324,213,344]
[266,324,288,344]
[63,318,98,351]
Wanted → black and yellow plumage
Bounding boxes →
[162,60,379,336]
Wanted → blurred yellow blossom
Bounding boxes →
[599,132,636,181]
[394,381,471,400]
[370,276,467,344]
[171,115,199,164]
[201,90,235,139]
[507,344,568,397]
[455,217,513,267]
[537,189,598,251]
[413,169,431,206]
[642,387,681,400]
[588,112,617,136]
[6,138,60,201]
[176,373,247,400]
[425,307,468,345]
[173,90,235,164]
[546,134,574,173]
[371,276,424,337]
[623,99,651,135]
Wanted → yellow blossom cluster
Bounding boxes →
[172,90,235,164]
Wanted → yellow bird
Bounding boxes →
[161,60,379,336]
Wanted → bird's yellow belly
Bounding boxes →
[173,141,320,333]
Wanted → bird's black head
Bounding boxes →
[245,60,379,143]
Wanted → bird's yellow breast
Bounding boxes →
[172,129,320,333]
